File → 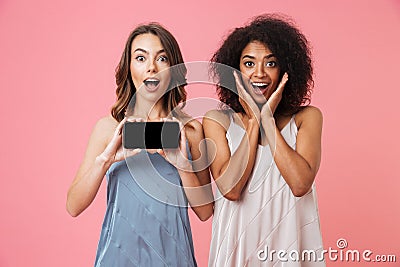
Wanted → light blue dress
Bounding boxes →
[94,150,197,267]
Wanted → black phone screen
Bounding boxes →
[123,121,180,149]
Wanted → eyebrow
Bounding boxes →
[132,48,166,55]
[242,53,276,60]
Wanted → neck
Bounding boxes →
[131,99,168,121]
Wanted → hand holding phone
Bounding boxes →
[123,121,180,149]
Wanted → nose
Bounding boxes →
[253,63,266,78]
[147,59,158,73]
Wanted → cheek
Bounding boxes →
[242,70,256,83]
[270,69,281,81]
[239,64,249,76]
[130,64,143,85]
[159,67,171,84]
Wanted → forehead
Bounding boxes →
[131,33,164,52]
[241,41,272,56]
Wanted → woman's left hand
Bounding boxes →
[157,118,193,172]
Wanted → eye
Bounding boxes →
[266,61,276,67]
[243,61,255,68]
[135,55,145,62]
[158,55,169,62]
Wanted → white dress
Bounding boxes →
[209,113,325,267]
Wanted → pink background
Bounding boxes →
[1,0,399,266]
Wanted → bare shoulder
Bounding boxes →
[92,115,119,144]
[203,109,231,130]
[94,115,118,132]
[96,115,118,127]
[295,106,323,129]
[184,118,204,144]
[185,118,203,132]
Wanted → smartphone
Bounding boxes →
[123,121,180,149]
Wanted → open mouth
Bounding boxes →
[251,82,269,95]
[143,78,160,91]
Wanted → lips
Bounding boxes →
[251,82,269,95]
[143,78,160,92]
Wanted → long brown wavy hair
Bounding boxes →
[111,23,187,122]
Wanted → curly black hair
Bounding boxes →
[211,13,313,116]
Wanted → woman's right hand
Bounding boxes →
[233,71,261,124]
[99,117,141,164]
[67,115,142,217]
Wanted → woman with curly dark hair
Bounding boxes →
[204,14,324,266]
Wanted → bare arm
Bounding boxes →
[203,110,259,201]
[180,120,214,221]
[66,116,138,217]
[263,106,323,197]
[158,119,214,221]
[258,73,322,197]
[201,72,265,201]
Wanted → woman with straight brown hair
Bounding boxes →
[66,23,213,266]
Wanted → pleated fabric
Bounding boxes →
[95,150,197,267]
[209,114,325,267]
